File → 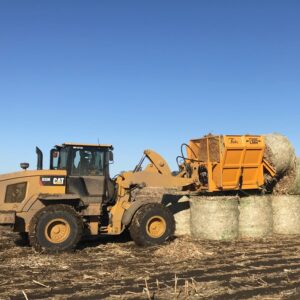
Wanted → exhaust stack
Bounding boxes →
[36,147,43,170]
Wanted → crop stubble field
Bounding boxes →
[1,226,300,299]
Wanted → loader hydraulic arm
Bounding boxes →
[143,149,172,175]
[117,149,192,190]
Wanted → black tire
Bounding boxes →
[29,204,83,253]
[129,203,175,247]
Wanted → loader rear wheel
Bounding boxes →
[29,205,83,253]
[129,203,175,246]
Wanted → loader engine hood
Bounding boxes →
[0,170,67,212]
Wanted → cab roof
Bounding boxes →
[56,142,113,149]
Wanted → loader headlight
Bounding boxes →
[5,182,27,203]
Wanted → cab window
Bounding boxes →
[58,148,69,170]
[50,149,59,170]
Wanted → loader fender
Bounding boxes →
[122,199,160,226]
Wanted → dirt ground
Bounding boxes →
[2,226,300,300]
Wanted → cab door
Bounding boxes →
[67,147,106,203]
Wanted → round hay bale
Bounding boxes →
[287,158,300,195]
[272,195,300,234]
[190,196,239,241]
[264,133,296,176]
[239,196,273,238]
[273,168,297,194]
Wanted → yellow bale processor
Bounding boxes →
[179,135,276,192]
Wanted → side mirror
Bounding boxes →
[109,151,114,162]
[20,163,30,170]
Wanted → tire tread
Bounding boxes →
[129,203,175,246]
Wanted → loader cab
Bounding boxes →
[50,143,115,203]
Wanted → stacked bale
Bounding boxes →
[239,196,273,238]
[272,195,300,234]
[190,196,239,241]
[264,133,297,194]
[286,158,300,195]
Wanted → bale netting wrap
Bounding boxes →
[272,195,300,235]
[239,196,273,238]
[263,133,296,176]
[190,196,239,241]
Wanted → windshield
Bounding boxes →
[70,148,105,176]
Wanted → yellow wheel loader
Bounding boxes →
[0,135,276,253]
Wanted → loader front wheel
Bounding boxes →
[29,205,83,253]
[129,203,175,246]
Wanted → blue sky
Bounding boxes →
[0,1,299,175]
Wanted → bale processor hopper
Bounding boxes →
[180,135,276,192]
